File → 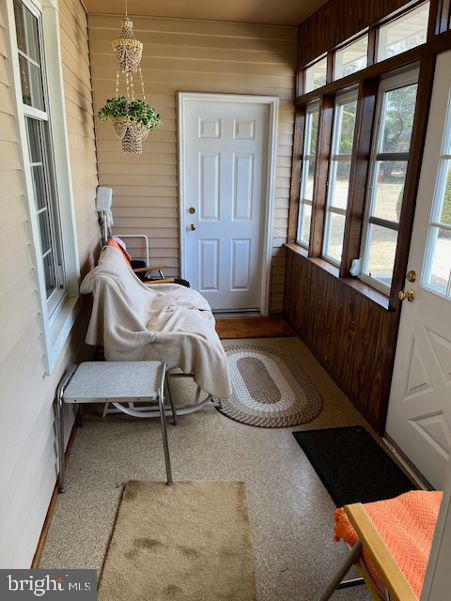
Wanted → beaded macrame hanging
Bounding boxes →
[98,0,161,154]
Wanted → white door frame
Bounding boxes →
[178,92,279,315]
[421,461,451,600]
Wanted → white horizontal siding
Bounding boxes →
[89,14,296,312]
[0,0,98,568]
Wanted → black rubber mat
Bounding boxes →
[293,426,416,506]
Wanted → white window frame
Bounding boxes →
[6,0,81,374]
[322,90,358,266]
[296,101,320,248]
[360,69,419,295]
[422,94,451,299]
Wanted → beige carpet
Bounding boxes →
[41,337,372,600]
[99,480,257,601]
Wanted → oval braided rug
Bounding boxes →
[219,344,322,428]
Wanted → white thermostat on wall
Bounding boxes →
[96,186,112,212]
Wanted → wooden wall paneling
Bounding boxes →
[286,0,451,432]
[305,262,328,350]
[366,310,399,430]
[389,52,436,309]
[340,78,379,277]
[283,246,397,431]
[287,106,305,242]
[309,94,334,257]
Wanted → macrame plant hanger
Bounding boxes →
[105,0,160,153]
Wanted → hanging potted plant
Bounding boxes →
[98,96,161,154]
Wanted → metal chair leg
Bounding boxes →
[319,541,363,601]
[158,365,173,486]
[166,375,177,425]
[55,365,78,494]
[55,381,68,494]
[76,405,84,428]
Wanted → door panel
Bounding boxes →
[182,98,269,311]
[231,239,251,290]
[233,153,254,220]
[200,154,220,221]
[386,51,451,489]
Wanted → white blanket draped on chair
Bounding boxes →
[80,245,231,400]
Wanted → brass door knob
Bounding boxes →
[189,223,196,231]
[398,288,415,302]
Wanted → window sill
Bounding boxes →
[285,243,392,311]
[46,295,80,375]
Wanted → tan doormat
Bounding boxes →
[99,480,257,601]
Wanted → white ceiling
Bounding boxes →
[83,0,329,26]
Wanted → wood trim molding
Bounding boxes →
[287,106,305,243]
[297,44,424,105]
[309,95,334,257]
[340,78,378,278]
[344,504,417,601]
[389,52,436,308]
[31,420,79,568]
[177,92,279,317]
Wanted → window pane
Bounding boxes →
[381,84,417,153]
[299,204,312,245]
[335,35,368,80]
[337,100,357,154]
[439,162,451,225]
[38,210,52,256]
[365,224,398,287]
[425,227,451,296]
[377,2,429,61]
[14,0,45,111]
[14,0,40,62]
[306,109,319,155]
[32,166,47,210]
[26,117,42,163]
[305,57,327,93]
[372,161,407,222]
[325,212,346,262]
[303,160,315,200]
[18,53,45,110]
[43,252,57,298]
[329,160,351,209]
[26,119,47,210]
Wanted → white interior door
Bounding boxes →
[180,95,271,312]
[386,51,451,490]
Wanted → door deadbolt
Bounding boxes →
[189,206,196,214]
[398,288,415,302]
[407,270,416,283]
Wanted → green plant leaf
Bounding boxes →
[98,96,161,131]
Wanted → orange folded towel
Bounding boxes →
[334,490,442,599]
